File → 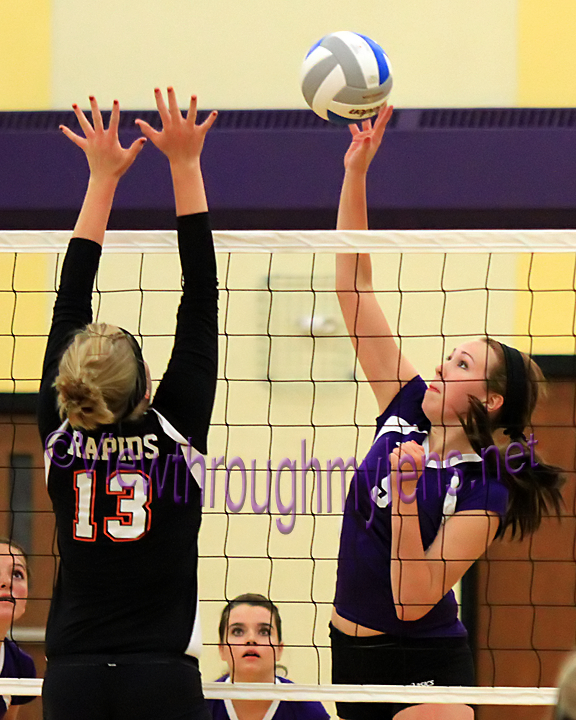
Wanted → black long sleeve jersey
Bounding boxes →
[38,213,218,659]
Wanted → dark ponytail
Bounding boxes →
[460,339,564,539]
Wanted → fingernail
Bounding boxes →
[154,88,160,93]
[113,100,119,105]
[89,95,95,101]
[72,103,78,109]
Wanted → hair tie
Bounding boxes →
[498,342,528,440]
[503,427,528,443]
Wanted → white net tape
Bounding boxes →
[0,679,558,705]
[2,229,576,253]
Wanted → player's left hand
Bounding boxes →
[343,103,393,174]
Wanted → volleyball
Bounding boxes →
[301,31,393,124]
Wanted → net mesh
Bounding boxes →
[0,230,574,718]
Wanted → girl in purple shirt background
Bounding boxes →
[0,541,35,719]
[330,106,564,720]
[210,594,330,720]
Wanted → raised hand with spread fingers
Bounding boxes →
[136,87,217,216]
[60,97,146,245]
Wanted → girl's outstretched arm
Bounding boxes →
[39,98,145,441]
[60,96,146,245]
[136,89,219,453]
[335,107,418,415]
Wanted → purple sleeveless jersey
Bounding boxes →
[334,376,508,637]
[208,676,330,720]
[0,639,36,716]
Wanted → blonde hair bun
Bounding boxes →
[55,375,114,430]
[54,323,140,430]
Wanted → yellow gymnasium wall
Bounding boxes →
[48,0,518,109]
[0,0,51,392]
[1,0,575,695]
[518,0,576,107]
[516,0,576,355]
[0,0,51,110]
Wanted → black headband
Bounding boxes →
[118,328,148,419]
[498,342,528,441]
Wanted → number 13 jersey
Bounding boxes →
[38,213,218,659]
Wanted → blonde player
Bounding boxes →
[39,90,217,720]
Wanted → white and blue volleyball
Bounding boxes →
[301,31,392,125]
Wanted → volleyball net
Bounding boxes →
[0,228,574,716]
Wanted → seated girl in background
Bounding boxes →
[0,540,35,719]
[211,593,330,720]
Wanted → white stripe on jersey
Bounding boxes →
[151,409,206,488]
[152,408,204,659]
[0,642,10,710]
[184,595,202,659]
[44,417,70,485]
[373,415,425,443]
[374,416,482,466]
[223,676,282,720]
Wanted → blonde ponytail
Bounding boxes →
[55,323,139,430]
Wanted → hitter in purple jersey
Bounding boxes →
[210,594,330,720]
[0,542,36,719]
[330,106,564,720]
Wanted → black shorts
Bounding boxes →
[330,623,474,720]
[42,652,211,720]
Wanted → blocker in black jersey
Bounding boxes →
[38,212,217,658]
[39,91,218,720]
